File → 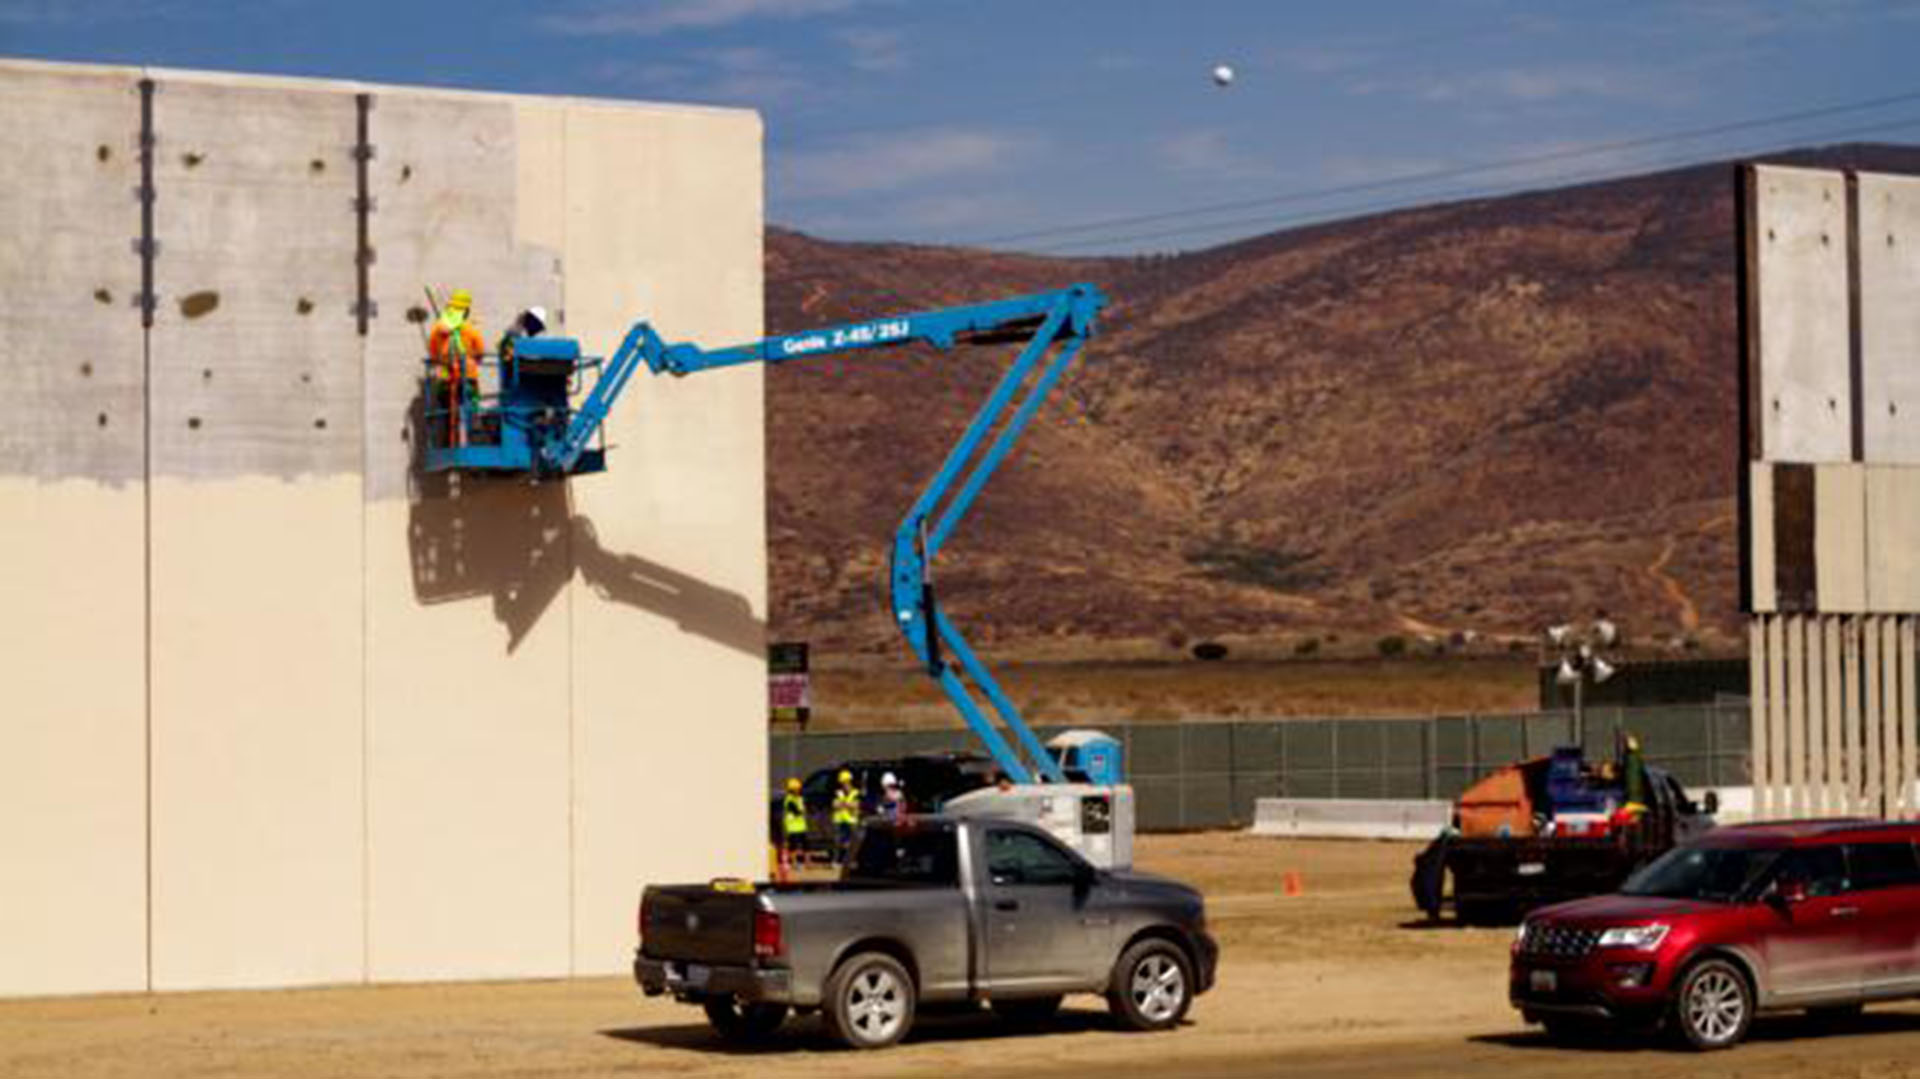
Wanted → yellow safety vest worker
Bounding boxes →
[782,793,808,836]
[833,786,860,826]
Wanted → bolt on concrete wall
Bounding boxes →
[0,59,766,996]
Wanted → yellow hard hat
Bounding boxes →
[448,288,472,311]
[785,778,801,793]
[838,770,853,784]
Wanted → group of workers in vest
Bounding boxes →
[424,289,548,445]
[780,769,908,869]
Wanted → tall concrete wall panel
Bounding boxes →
[146,77,366,990]
[1860,174,1920,464]
[361,92,570,982]
[0,60,765,996]
[1752,165,1852,464]
[0,64,150,996]
[562,103,769,974]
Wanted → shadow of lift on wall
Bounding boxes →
[405,463,763,658]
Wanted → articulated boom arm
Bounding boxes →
[559,284,1106,783]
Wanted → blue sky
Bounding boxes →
[5,0,1920,253]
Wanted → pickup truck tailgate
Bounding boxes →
[641,886,759,965]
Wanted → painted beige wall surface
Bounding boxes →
[0,59,765,996]
[0,63,150,998]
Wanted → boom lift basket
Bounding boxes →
[420,336,607,477]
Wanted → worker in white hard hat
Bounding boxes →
[496,305,549,365]
[831,769,861,865]
[879,771,907,823]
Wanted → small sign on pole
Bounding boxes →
[769,641,811,726]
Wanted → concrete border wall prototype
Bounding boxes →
[1740,164,1920,820]
[0,60,766,996]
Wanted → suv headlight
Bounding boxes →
[1597,924,1670,951]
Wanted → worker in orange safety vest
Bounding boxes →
[428,288,484,443]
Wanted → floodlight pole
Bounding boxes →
[1545,618,1619,753]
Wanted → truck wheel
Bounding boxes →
[1668,958,1752,1051]
[991,995,1064,1025]
[701,997,788,1042]
[823,952,916,1050]
[1107,939,1192,1031]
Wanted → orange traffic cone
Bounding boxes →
[1282,870,1304,897]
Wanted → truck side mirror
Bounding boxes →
[1702,790,1720,815]
[1767,879,1807,909]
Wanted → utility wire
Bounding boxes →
[1022,113,1920,255]
[961,88,1920,250]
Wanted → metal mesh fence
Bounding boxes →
[768,704,1753,832]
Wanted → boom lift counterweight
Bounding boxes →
[422,284,1108,785]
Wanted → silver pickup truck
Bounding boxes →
[635,816,1217,1049]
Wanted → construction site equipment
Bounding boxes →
[424,285,1108,786]
[1410,738,1720,924]
[421,334,608,475]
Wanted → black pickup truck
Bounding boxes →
[1411,764,1719,924]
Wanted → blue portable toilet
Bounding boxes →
[1048,729,1124,786]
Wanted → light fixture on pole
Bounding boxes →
[1542,615,1623,747]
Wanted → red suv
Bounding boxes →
[1511,819,1920,1050]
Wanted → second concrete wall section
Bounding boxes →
[0,60,765,995]
[146,74,369,992]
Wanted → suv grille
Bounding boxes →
[1524,924,1600,959]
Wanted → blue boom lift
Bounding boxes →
[422,284,1109,784]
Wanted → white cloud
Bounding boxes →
[1361,64,1688,109]
[1157,128,1278,181]
[592,46,812,103]
[1275,43,1379,76]
[836,26,907,72]
[775,129,1028,200]
[802,190,1030,238]
[540,0,866,37]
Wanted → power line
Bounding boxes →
[1023,114,1920,255]
[962,88,1920,249]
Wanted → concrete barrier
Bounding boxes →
[1250,798,1452,840]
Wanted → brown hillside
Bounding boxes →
[762,144,1920,658]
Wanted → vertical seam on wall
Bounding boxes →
[138,74,157,993]
[1845,171,1864,464]
[563,103,578,978]
[1735,164,1758,614]
[355,90,375,983]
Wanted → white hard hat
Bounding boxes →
[882,772,898,787]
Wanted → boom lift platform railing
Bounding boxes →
[420,284,1108,784]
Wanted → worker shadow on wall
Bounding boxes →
[405,402,763,656]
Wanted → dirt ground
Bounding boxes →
[6,833,1919,1079]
